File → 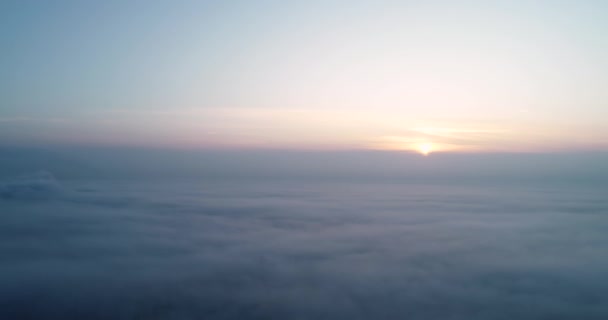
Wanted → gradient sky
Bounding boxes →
[2,0,608,153]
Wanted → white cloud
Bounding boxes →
[1,173,607,319]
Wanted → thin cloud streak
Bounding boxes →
[68,108,608,152]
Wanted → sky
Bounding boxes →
[2,0,608,153]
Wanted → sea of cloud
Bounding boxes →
[1,172,607,319]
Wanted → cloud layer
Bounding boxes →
[0,171,64,200]
[1,174,607,319]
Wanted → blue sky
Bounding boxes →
[2,0,608,152]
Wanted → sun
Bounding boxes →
[417,143,433,156]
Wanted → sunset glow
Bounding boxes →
[418,143,434,156]
[1,1,607,153]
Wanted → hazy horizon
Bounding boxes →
[1,146,607,182]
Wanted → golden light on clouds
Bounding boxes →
[367,132,483,154]
[100,107,608,152]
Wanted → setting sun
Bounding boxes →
[418,143,434,156]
